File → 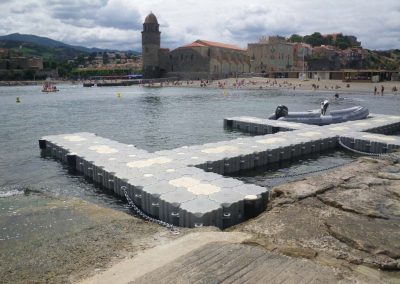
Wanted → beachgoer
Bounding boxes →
[374,86,377,95]
[381,85,384,96]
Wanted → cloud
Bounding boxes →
[44,0,141,30]
[46,0,107,21]
[10,3,38,14]
[0,0,399,51]
[96,0,142,30]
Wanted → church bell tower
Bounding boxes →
[141,12,161,78]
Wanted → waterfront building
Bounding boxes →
[247,36,295,73]
[141,13,250,79]
[308,45,341,71]
[0,54,43,70]
[293,43,312,71]
[161,40,250,79]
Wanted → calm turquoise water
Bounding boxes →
[0,84,399,240]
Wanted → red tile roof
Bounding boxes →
[181,42,206,48]
[181,40,245,51]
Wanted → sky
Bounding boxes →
[0,0,399,51]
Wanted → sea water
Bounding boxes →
[0,84,399,243]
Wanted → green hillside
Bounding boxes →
[0,40,87,61]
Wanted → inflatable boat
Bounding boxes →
[268,103,369,126]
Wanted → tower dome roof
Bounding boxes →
[144,13,158,24]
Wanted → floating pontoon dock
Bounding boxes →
[39,113,400,228]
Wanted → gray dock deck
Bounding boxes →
[39,113,400,228]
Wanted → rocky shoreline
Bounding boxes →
[79,154,400,284]
[2,154,399,283]
[233,155,400,278]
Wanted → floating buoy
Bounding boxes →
[16,97,20,103]
[116,92,121,98]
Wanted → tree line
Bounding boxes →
[288,32,361,49]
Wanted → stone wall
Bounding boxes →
[161,47,210,74]
[248,42,294,72]
[160,44,250,79]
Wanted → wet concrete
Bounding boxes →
[132,242,344,284]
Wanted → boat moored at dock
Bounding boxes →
[268,104,369,126]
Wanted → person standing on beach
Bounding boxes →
[381,85,384,96]
[374,86,377,95]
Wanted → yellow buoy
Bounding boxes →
[223,90,228,96]
[116,92,121,98]
[16,97,20,103]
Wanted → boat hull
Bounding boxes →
[268,106,369,125]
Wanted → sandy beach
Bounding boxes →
[159,77,400,96]
[1,77,400,96]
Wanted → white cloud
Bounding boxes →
[0,0,399,51]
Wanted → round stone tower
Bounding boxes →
[141,12,161,78]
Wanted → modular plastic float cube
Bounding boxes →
[40,115,400,229]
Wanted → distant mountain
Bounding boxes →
[0,39,87,61]
[0,33,113,53]
[0,33,140,55]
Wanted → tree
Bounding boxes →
[324,35,334,46]
[23,69,35,80]
[334,34,351,50]
[304,32,324,47]
[288,34,303,43]
[88,52,96,63]
[76,54,85,65]
[102,52,109,65]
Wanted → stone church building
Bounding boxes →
[141,13,250,79]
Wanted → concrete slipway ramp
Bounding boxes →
[79,232,343,284]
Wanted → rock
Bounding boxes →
[341,183,369,189]
[326,214,400,260]
[378,172,400,180]
[385,186,400,198]
[384,166,400,173]
[318,187,400,219]
[341,174,355,181]
[279,245,318,259]
[359,157,380,163]
[271,197,295,207]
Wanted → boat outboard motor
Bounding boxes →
[275,105,288,119]
[320,100,330,116]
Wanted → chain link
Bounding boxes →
[122,186,179,234]
[264,159,354,181]
[338,137,400,160]
[266,139,399,181]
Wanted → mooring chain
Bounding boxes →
[264,159,354,181]
[338,137,400,160]
[121,186,179,234]
[269,139,400,181]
